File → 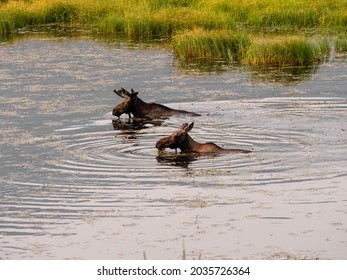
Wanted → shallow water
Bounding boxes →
[0,35,346,259]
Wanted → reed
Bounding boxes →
[173,32,331,66]
[243,36,330,66]
[173,28,250,62]
[0,0,343,66]
[335,36,347,52]
[0,11,12,34]
[99,5,237,39]
[1,0,347,36]
[200,0,347,30]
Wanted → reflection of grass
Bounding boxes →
[247,65,321,85]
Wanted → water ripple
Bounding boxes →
[1,38,346,259]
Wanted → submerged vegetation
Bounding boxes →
[1,0,347,66]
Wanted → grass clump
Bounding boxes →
[173,32,331,67]
[0,11,12,34]
[173,28,250,62]
[335,35,347,53]
[244,36,330,66]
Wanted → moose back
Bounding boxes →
[112,88,200,119]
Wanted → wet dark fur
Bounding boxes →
[156,122,252,154]
[112,88,200,119]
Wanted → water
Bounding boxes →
[0,35,346,259]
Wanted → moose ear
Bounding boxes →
[114,89,126,98]
[130,88,139,97]
[180,123,189,130]
[186,122,194,132]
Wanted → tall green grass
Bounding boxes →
[173,33,331,66]
[200,0,347,30]
[173,29,249,62]
[0,0,344,66]
[1,0,347,36]
[335,36,347,52]
[99,7,235,38]
[244,36,330,66]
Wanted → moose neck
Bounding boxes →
[180,134,203,153]
[131,98,149,118]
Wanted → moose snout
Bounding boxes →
[112,109,121,117]
[155,139,165,150]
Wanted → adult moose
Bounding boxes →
[112,88,200,119]
[156,122,252,154]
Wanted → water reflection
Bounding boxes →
[112,118,163,140]
[112,118,163,131]
[247,64,322,85]
[1,35,347,259]
[156,152,198,168]
[174,57,324,85]
[1,31,328,86]
[173,58,236,74]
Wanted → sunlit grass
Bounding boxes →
[173,29,250,62]
[335,35,347,53]
[200,0,347,30]
[98,7,235,38]
[174,33,331,66]
[244,36,330,66]
[1,0,347,36]
[0,0,345,66]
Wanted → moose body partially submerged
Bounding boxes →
[112,88,200,119]
[156,122,252,154]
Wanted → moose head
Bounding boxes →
[112,88,139,118]
[156,122,252,154]
[155,122,194,152]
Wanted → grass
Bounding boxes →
[1,0,346,66]
[1,0,347,36]
[98,7,235,38]
[173,31,330,66]
[335,35,347,52]
[173,29,250,62]
[243,36,330,66]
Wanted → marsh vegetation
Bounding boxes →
[1,0,346,66]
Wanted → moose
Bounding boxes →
[112,88,200,119]
[156,122,252,154]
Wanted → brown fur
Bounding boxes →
[156,122,251,154]
[112,88,200,119]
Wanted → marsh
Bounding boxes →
[0,35,346,259]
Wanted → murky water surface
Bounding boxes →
[0,35,346,259]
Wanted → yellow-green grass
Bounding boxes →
[243,36,330,66]
[1,0,347,36]
[208,0,347,30]
[335,36,347,52]
[173,32,330,66]
[0,0,344,66]
[98,7,235,38]
[173,29,250,62]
